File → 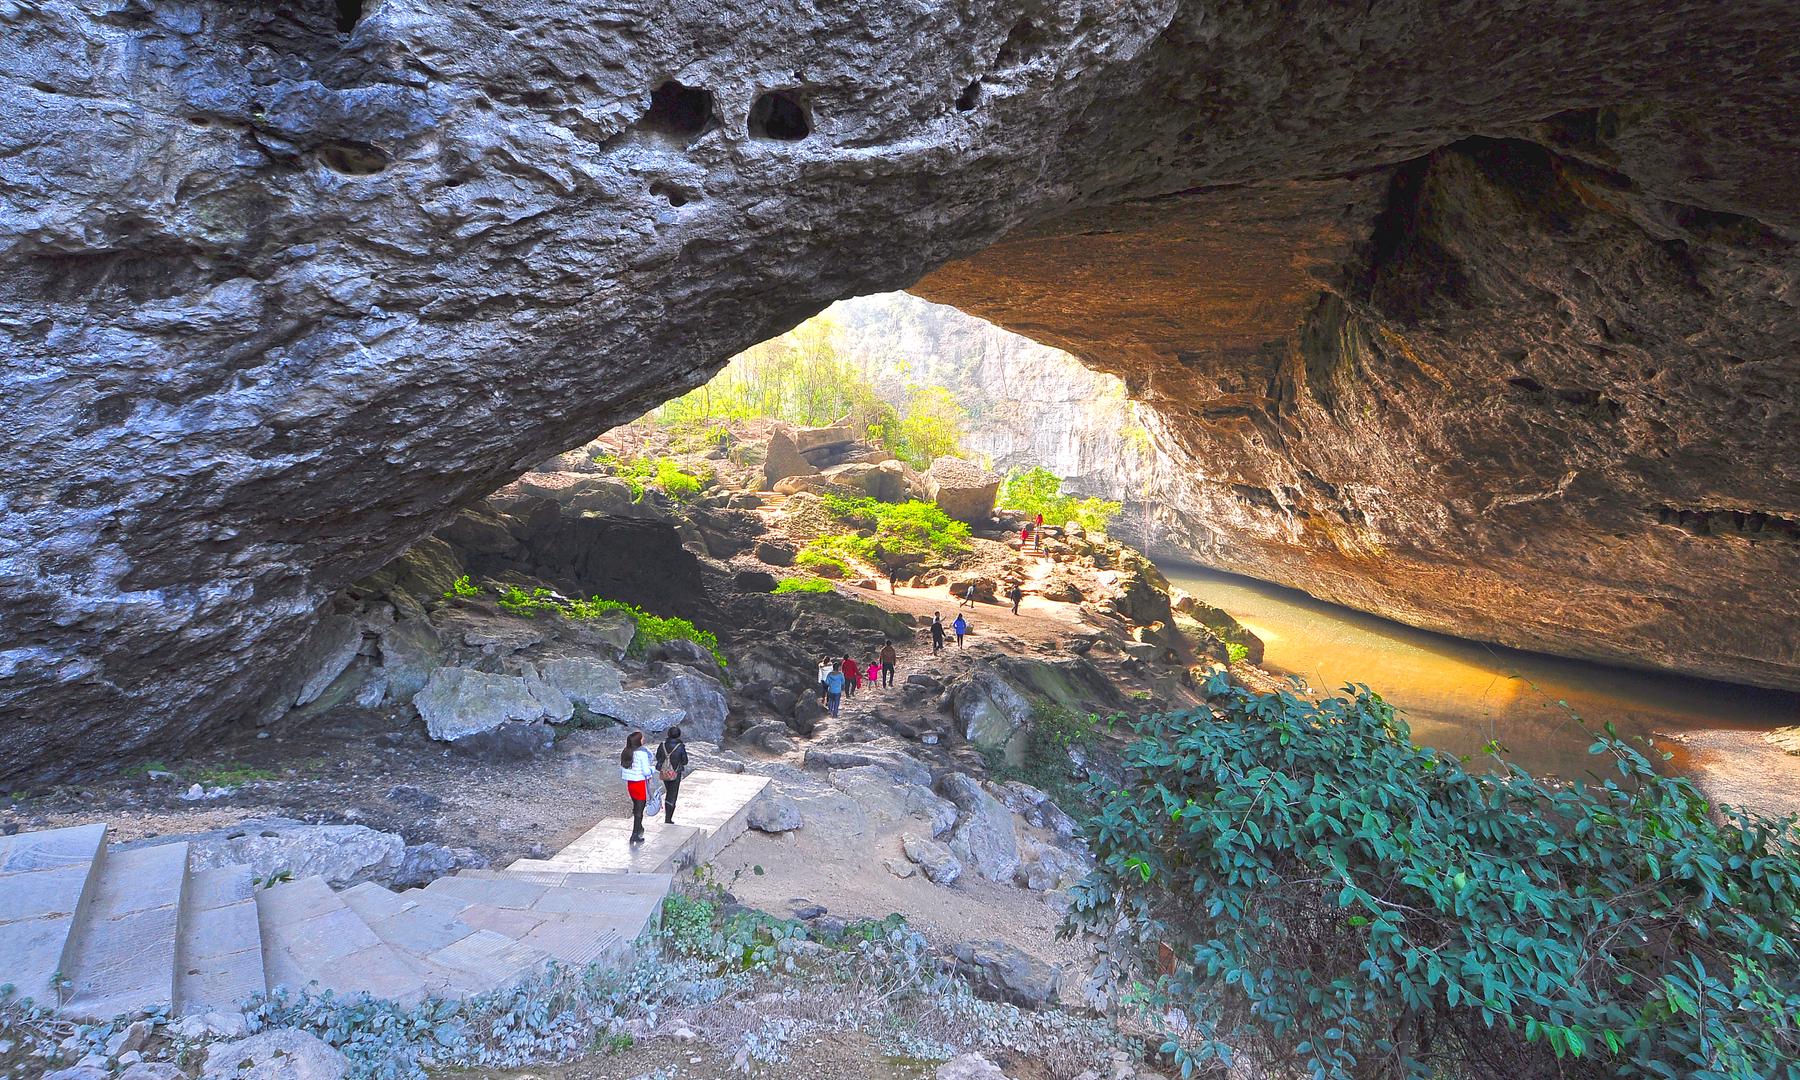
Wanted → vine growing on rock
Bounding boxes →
[489,585,725,668]
[1067,671,1800,1080]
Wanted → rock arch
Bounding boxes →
[2,0,1797,782]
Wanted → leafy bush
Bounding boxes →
[591,453,708,502]
[820,495,970,562]
[560,596,725,669]
[773,577,835,595]
[794,534,874,578]
[497,585,559,616]
[1224,641,1249,666]
[1067,670,1800,1080]
[443,575,480,600]
[653,457,704,501]
[998,466,1120,533]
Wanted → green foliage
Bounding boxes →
[795,534,874,578]
[1067,671,1800,1080]
[591,453,709,502]
[1224,641,1250,666]
[490,587,725,668]
[867,385,967,470]
[773,577,836,595]
[443,575,480,600]
[997,466,1120,533]
[820,495,971,564]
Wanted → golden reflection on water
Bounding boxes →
[1162,564,1800,780]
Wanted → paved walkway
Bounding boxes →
[0,771,767,1019]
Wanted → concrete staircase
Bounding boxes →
[0,770,768,1020]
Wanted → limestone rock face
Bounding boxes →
[762,426,818,488]
[4,1,1799,781]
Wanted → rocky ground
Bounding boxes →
[4,422,1252,1078]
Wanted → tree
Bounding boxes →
[997,466,1120,532]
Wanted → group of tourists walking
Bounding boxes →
[929,610,968,654]
[618,725,689,844]
[816,639,900,716]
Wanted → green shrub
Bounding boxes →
[998,466,1120,533]
[820,495,970,561]
[591,453,708,502]
[1224,641,1250,666]
[496,585,558,616]
[1067,670,1800,1080]
[443,574,480,600]
[559,596,725,669]
[773,577,835,595]
[987,701,1104,811]
[795,533,874,578]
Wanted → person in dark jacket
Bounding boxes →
[930,613,945,655]
[655,726,690,824]
[1007,583,1024,615]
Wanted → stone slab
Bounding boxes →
[61,843,188,1019]
[256,877,427,1006]
[460,868,674,896]
[175,866,266,1016]
[513,820,703,876]
[0,824,107,1004]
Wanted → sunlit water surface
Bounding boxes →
[1160,563,1800,780]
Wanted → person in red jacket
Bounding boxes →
[841,655,861,696]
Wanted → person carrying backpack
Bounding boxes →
[879,639,897,687]
[655,726,689,825]
[930,613,945,656]
[1007,583,1024,615]
[952,613,969,648]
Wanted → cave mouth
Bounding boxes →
[334,0,362,34]
[749,91,810,140]
[643,80,715,138]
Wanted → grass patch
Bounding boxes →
[820,495,969,560]
[773,577,835,595]
[591,453,710,503]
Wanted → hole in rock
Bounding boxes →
[1654,506,1800,544]
[995,18,1047,68]
[749,91,809,140]
[955,80,981,111]
[334,0,363,34]
[1507,376,1544,393]
[317,140,390,176]
[649,181,692,207]
[643,80,714,138]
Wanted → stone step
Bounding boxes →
[509,820,704,876]
[0,823,108,1007]
[419,875,663,969]
[60,842,189,1020]
[460,868,674,896]
[339,883,547,998]
[256,876,429,1006]
[174,865,267,1016]
[668,771,770,865]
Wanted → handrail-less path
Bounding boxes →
[0,771,767,1018]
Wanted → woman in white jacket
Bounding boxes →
[619,730,655,844]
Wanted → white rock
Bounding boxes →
[202,1028,348,1080]
[937,1052,1007,1079]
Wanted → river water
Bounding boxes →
[1160,563,1800,782]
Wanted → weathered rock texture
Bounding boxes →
[4,1,1798,780]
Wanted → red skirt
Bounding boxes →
[627,779,648,801]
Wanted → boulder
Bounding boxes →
[161,818,403,889]
[764,426,821,486]
[993,781,1080,839]
[413,667,552,741]
[451,719,556,761]
[118,1065,187,1080]
[777,491,840,540]
[754,540,796,566]
[436,505,522,555]
[820,460,907,502]
[563,477,637,515]
[377,617,446,701]
[925,457,1001,522]
[746,792,804,832]
[900,832,962,885]
[946,573,998,603]
[547,608,638,658]
[828,765,958,836]
[653,670,730,744]
[203,1029,349,1080]
[938,772,1022,884]
[786,695,823,736]
[733,568,780,593]
[802,746,932,786]
[1015,835,1084,891]
[951,939,1062,1010]
[290,615,364,708]
[937,1054,1008,1080]
[649,639,726,681]
[946,670,1033,749]
[539,656,627,713]
[791,420,857,456]
[434,609,546,654]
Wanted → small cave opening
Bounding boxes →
[649,181,692,207]
[995,18,1047,68]
[317,140,391,176]
[334,0,363,34]
[749,91,810,141]
[955,80,981,112]
[643,80,714,139]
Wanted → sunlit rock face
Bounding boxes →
[917,136,1800,690]
[4,1,1798,781]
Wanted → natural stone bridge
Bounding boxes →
[3,0,1798,782]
